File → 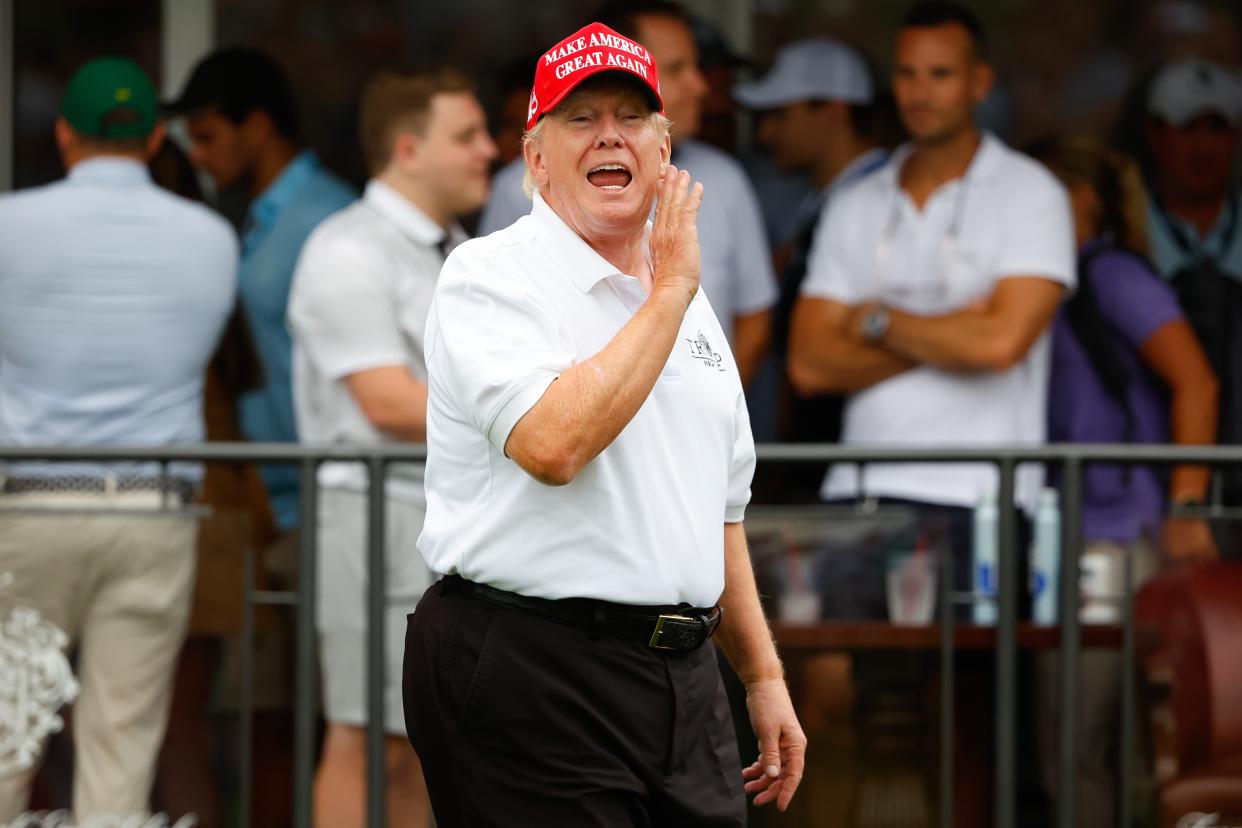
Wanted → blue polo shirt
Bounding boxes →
[0,157,236,480]
[237,151,354,532]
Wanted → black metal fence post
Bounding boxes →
[1057,458,1083,828]
[995,459,1018,828]
[293,457,319,828]
[366,456,388,828]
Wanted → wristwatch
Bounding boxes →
[861,305,890,342]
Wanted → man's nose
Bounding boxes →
[594,115,624,146]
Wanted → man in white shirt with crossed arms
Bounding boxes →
[288,69,497,828]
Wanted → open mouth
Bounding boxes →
[586,163,633,191]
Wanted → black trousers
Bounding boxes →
[403,578,746,828]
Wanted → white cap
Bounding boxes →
[733,38,873,110]
[1147,58,1242,127]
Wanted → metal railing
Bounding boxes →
[4,441,1239,828]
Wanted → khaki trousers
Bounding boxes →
[0,491,197,823]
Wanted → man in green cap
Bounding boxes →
[0,56,236,823]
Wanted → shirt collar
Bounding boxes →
[529,192,651,292]
[248,149,319,230]
[880,130,1004,190]
[363,179,449,248]
[67,157,152,186]
[828,147,889,194]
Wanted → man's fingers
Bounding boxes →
[776,758,805,810]
[757,734,782,780]
[684,181,704,218]
[740,761,765,781]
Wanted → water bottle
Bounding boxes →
[972,491,997,624]
[1030,488,1060,625]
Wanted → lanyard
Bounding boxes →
[875,174,973,305]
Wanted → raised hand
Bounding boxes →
[648,163,704,305]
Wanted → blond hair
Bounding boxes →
[1030,134,1150,256]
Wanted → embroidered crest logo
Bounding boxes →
[685,331,725,372]
[0,574,79,776]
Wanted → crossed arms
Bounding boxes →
[786,275,1067,396]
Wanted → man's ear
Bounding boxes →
[971,61,995,106]
[660,132,672,165]
[391,132,421,172]
[54,118,79,169]
[145,123,168,161]
[240,108,277,145]
[523,131,550,191]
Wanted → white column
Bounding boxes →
[161,0,215,99]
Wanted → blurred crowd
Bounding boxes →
[1,0,1240,826]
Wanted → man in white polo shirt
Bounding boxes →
[788,0,1073,584]
[787,4,1072,817]
[405,22,805,826]
[479,1,777,387]
[0,58,235,823]
[288,69,496,828]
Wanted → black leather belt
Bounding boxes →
[441,575,723,652]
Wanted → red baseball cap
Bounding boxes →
[526,22,663,130]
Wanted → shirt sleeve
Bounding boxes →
[287,235,408,381]
[727,177,779,316]
[725,390,757,523]
[428,258,574,453]
[996,168,1077,288]
[799,196,860,303]
[1090,250,1185,349]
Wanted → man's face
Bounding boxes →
[757,101,830,173]
[1147,113,1239,202]
[527,82,671,237]
[634,14,708,142]
[412,92,498,216]
[892,23,991,145]
[185,109,255,191]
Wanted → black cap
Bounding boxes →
[688,14,749,70]
[162,47,300,141]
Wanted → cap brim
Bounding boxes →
[1151,102,1241,128]
[733,78,803,110]
[160,90,209,115]
[532,68,662,129]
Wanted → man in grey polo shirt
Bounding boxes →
[480,1,777,387]
[288,68,497,828]
[0,58,235,823]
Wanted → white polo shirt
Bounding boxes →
[801,132,1075,510]
[0,158,236,482]
[288,180,463,504]
[478,138,777,344]
[419,193,756,606]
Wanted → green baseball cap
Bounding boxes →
[61,57,158,138]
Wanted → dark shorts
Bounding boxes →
[402,578,746,828]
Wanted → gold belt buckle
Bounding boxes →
[649,614,695,650]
